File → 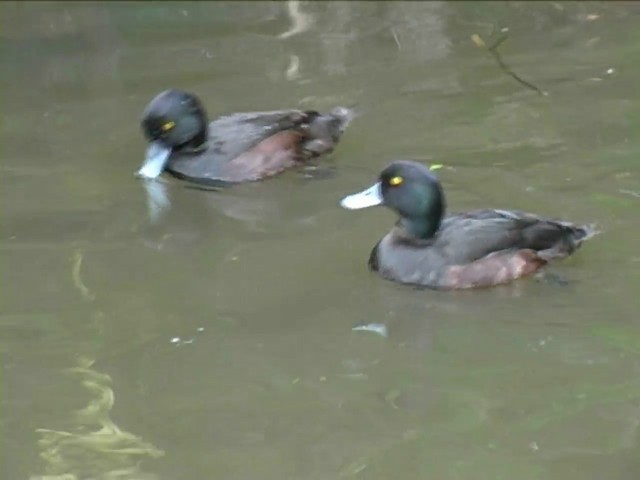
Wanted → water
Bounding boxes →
[2,2,640,479]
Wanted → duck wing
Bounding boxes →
[165,110,311,182]
[206,110,312,163]
[207,108,353,162]
[437,209,597,264]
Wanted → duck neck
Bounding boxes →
[179,127,208,154]
[399,215,441,240]
[188,128,208,150]
[399,189,445,240]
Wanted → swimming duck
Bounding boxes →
[137,89,354,184]
[340,160,597,289]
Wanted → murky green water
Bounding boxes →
[2,2,640,479]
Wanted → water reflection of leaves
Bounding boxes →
[32,357,163,480]
[278,0,314,40]
[71,250,96,303]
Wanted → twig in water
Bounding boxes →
[472,31,547,96]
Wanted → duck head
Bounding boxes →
[340,160,446,239]
[138,89,208,179]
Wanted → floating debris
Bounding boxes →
[470,33,485,48]
[170,336,195,346]
[339,458,367,477]
[352,323,388,338]
[391,27,401,50]
[620,189,640,199]
[32,357,163,480]
[384,389,402,409]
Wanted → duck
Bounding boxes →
[136,89,354,185]
[340,160,598,289]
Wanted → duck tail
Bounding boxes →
[570,223,601,244]
[303,106,356,149]
[302,106,356,132]
[537,221,600,262]
[328,106,356,133]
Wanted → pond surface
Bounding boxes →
[2,2,640,479]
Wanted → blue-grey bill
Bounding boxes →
[340,182,383,210]
[136,142,171,179]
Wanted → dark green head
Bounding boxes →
[137,90,209,179]
[340,160,446,239]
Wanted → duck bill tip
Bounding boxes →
[136,141,172,179]
[340,182,383,210]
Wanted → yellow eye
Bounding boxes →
[389,176,403,186]
[161,121,176,132]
